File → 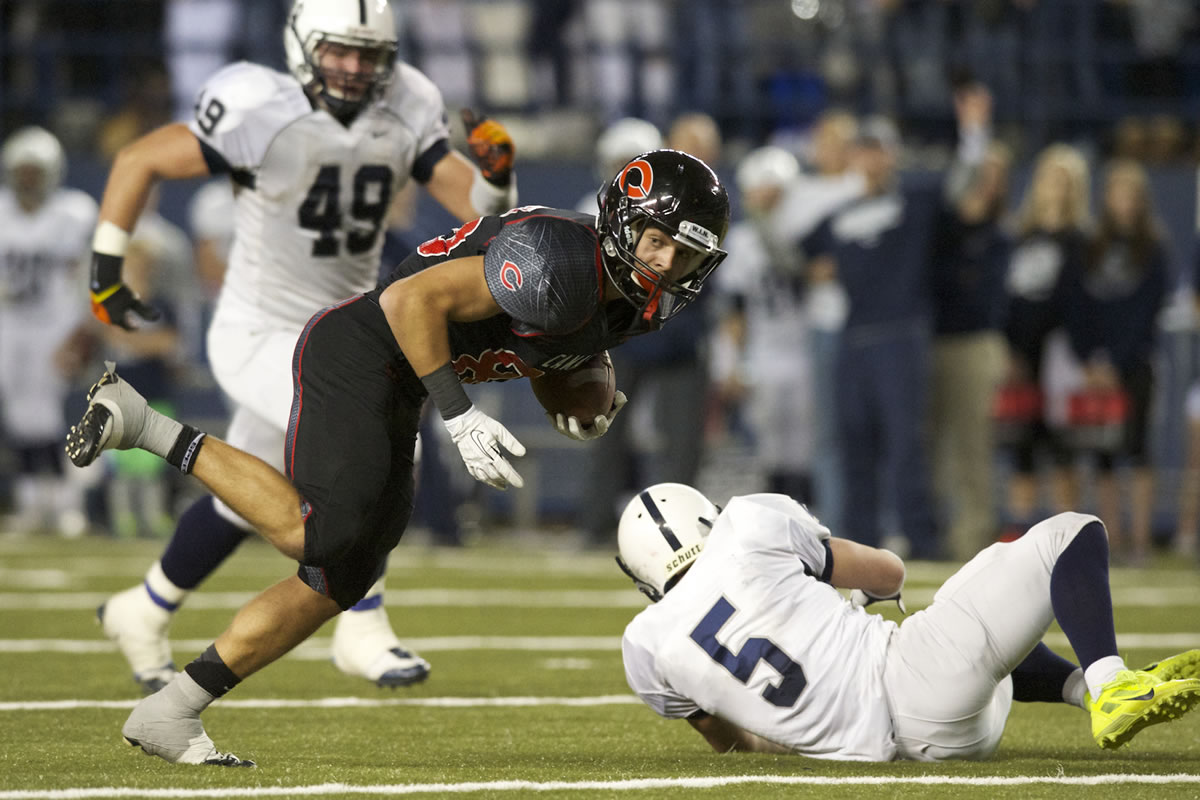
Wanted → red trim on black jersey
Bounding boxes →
[286,295,366,479]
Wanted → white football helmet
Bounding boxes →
[616,483,720,602]
[596,117,663,179]
[285,0,399,121]
[2,126,65,209]
[735,145,800,194]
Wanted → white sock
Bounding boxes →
[1084,655,1127,699]
[145,561,189,609]
[346,577,386,615]
[1062,667,1086,708]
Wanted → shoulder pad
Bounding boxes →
[53,189,99,228]
[199,62,298,113]
[385,62,444,108]
[484,213,602,333]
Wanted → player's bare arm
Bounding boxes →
[687,713,792,754]
[378,255,501,375]
[827,537,905,598]
[424,150,486,223]
[380,254,525,491]
[92,123,210,329]
[99,123,210,231]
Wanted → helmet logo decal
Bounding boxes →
[500,260,523,291]
[618,160,654,200]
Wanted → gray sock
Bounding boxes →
[133,409,185,461]
[169,670,217,714]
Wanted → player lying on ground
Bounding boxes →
[616,483,1200,760]
[65,149,730,766]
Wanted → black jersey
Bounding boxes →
[371,205,648,383]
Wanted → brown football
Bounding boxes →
[530,351,616,423]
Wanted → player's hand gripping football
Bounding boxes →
[548,390,628,442]
[461,109,514,186]
[849,588,908,615]
[443,405,526,490]
[90,252,161,330]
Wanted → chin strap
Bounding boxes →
[615,556,662,602]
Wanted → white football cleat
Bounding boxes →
[331,605,430,688]
[98,584,176,694]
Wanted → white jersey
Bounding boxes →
[716,220,810,379]
[0,187,96,440]
[622,494,898,761]
[189,61,451,330]
[188,178,235,262]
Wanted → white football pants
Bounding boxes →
[883,511,1101,761]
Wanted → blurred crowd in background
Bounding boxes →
[2,0,1200,567]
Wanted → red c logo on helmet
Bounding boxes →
[618,160,654,200]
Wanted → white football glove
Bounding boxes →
[547,390,628,442]
[442,405,526,490]
[849,588,908,615]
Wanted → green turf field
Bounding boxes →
[1,532,1198,799]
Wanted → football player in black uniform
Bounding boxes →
[64,149,730,766]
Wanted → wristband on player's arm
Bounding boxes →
[90,221,130,292]
[420,362,472,420]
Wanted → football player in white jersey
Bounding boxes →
[711,146,814,502]
[0,127,97,536]
[87,0,519,695]
[618,483,1200,760]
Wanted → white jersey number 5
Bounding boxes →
[689,596,807,707]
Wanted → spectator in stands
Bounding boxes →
[772,109,864,533]
[929,136,1014,562]
[802,86,990,560]
[1000,143,1091,536]
[580,112,719,548]
[1057,159,1168,565]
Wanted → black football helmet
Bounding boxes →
[596,149,730,328]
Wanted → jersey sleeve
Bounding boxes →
[60,190,99,258]
[483,215,602,334]
[385,63,452,182]
[187,62,307,172]
[726,495,833,580]
[622,627,701,719]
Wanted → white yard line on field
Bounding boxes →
[0,585,1196,610]
[0,695,641,712]
[1,773,1199,798]
[0,631,1195,660]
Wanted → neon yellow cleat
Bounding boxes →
[1088,670,1200,750]
[1140,649,1200,683]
